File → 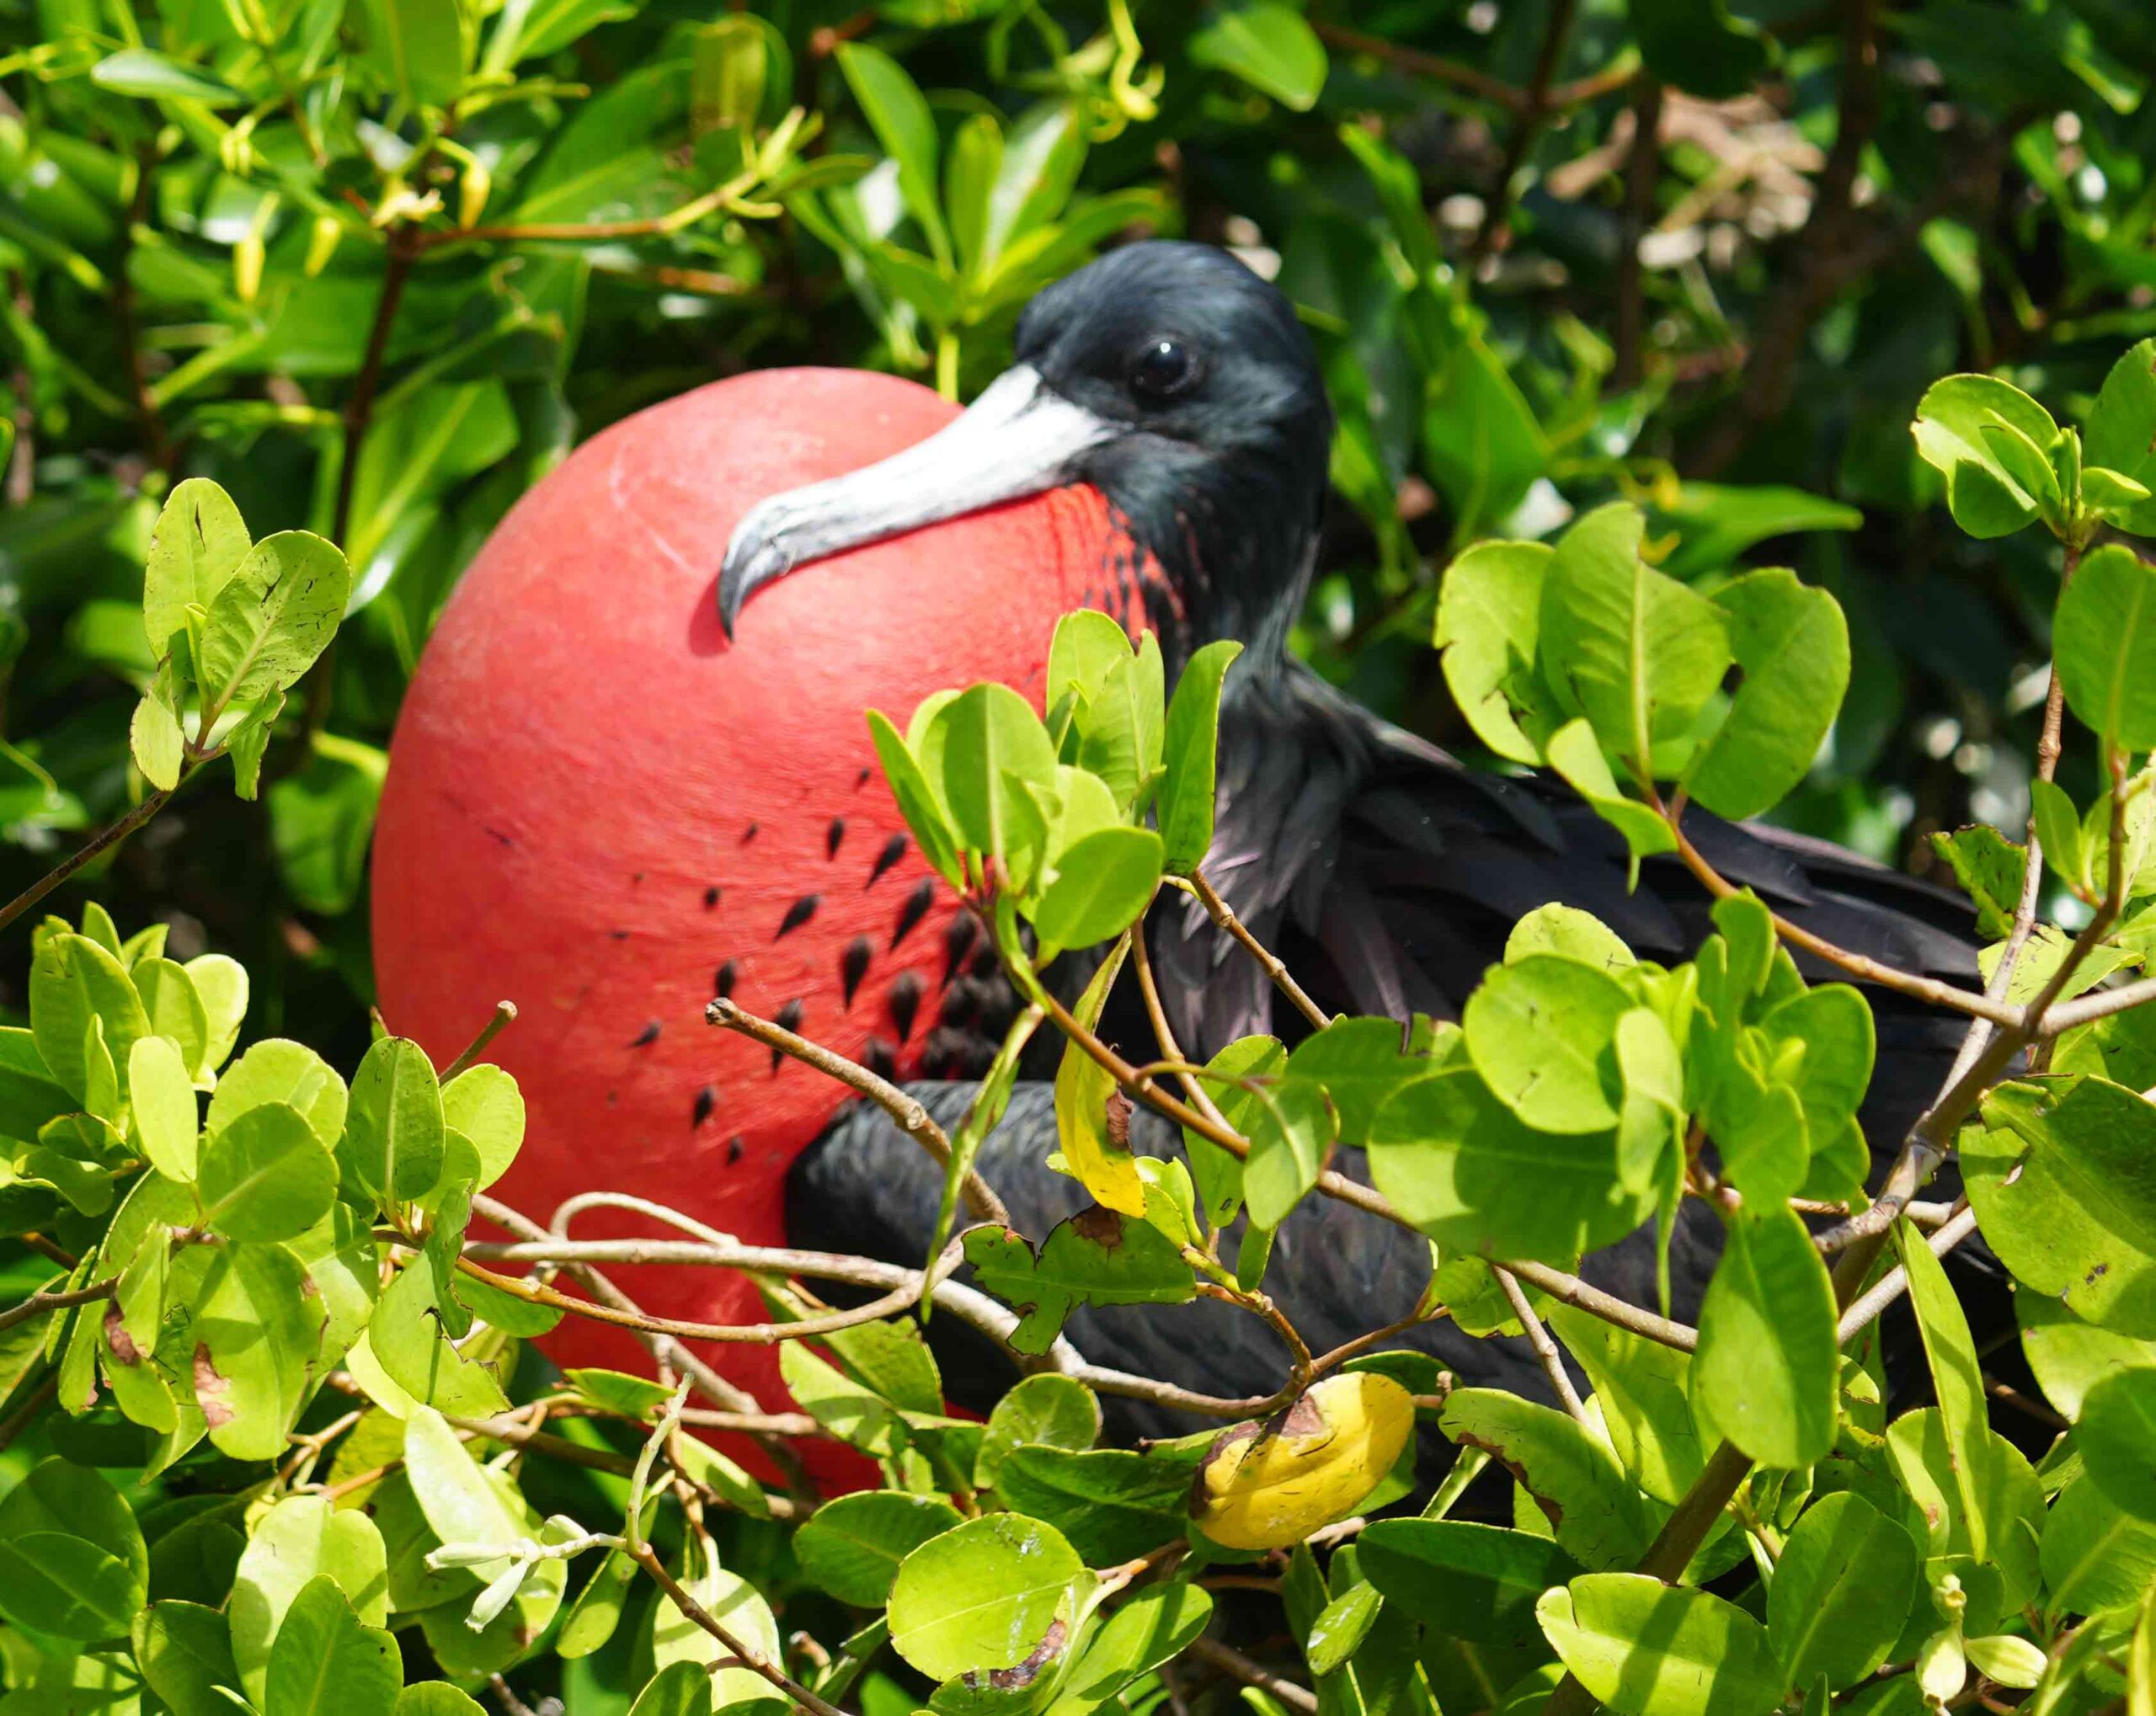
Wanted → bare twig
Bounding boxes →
[630,1543,848,1716]
[1834,1206,1983,1346]
[114,149,172,470]
[1310,22,1528,111]
[0,787,174,935]
[1473,0,1580,261]
[1187,872,1331,1031]
[1131,918,1235,1135]
[1187,1638,1321,1716]
[708,997,1009,1224]
[0,1277,115,1334]
[1613,79,1664,390]
[443,1001,517,1080]
[1496,1266,1588,1424]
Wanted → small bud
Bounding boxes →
[1918,1629,1967,1708]
[466,1560,529,1632]
[1966,1635,2047,1690]
[232,231,264,306]
[1929,1570,1967,1622]
[304,214,343,278]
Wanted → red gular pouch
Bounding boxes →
[372,367,1149,1490]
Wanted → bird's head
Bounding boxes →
[718,241,1332,667]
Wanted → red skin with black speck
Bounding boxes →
[372,368,1138,1482]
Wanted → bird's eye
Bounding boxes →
[1129,336,1196,399]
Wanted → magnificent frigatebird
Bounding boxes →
[718,241,1986,1426]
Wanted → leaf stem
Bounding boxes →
[1185,871,1331,1030]
[1495,1265,1589,1425]
[441,1000,517,1079]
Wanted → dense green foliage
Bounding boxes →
[9,4,2156,1716]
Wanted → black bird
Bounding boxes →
[719,242,1987,1433]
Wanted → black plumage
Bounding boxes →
[726,242,1989,1439]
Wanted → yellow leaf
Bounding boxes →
[1194,1372,1415,1550]
[1054,936,1145,1218]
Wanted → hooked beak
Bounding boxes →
[717,365,1117,637]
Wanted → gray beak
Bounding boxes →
[716,365,1117,637]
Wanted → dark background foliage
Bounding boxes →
[0,0,2148,1058]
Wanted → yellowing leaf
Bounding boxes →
[1054,937,1144,1217]
[1194,1372,1413,1550]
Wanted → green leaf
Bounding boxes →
[2078,1366,2156,1521]
[867,711,963,888]
[2082,338,2156,535]
[1545,1303,1703,1505]
[131,1033,200,1183]
[1967,1079,2156,1336]
[1538,1575,1784,1716]
[1157,638,1242,873]
[366,1260,510,1417]
[1434,540,1558,766]
[2018,1291,2153,1419]
[440,1064,523,1190]
[1369,1067,1646,1265]
[187,953,248,1075]
[1693,1206,1838,1469]
[211,1037,346,1148]
[1422,335,1548,533]
[1358,1519,1586,1645]
[228,1496,388,1708]
[343,1036,446,1206]
[835,43,951,269]
[557,1542,641,1660]
[976,1372,1101,1490]
[1054,1582,1212,1708]
[31,930,149,1108]
[1545,717,1681,868]
[141,481,245,660]
[1646,483,1861,580]
[1897,1223,1999,1558]
[1684,569,1849,820]
[0,1459,148,1642]
[403,1407,564,1636]
[1438,1389,1654,1570]
[1187,2,1328,110]
[1929,824,2027,939]
[928,684,1059,876]
[200,1103,339,1241]
[1243,1075,1337,1230]
[1046,611,1134,710]
[93,46,243,104]
[889,1514,1082,1681]
[2041,1475,2156,1617]
[999,1443,1198,1563]
[192,1240,326,1461]
[198,532,350,715]
[355,0,472,109]
[962,1211,1194,1355]
[1540,504,1729,774]
[626,1662,711,1716]
[1183,1033,1283,1223]
[1767,1492,1921,1690]
[227,689,285,800]
[1882,1409,2044,1605]
[132,687,184,790]
[2055,543,2156,748]
[1075,637,1166,812]
[269,743,387,917]
[796,1491,963,1607]
[264,1576,401,1716]
[1465,954,1633,1133]
[946,114,1003,283]
[1033,826,1162,953]
[1305,1580,1382,1678]
[134,1601,242,1716]
[649,1555,781,1707]
[1285,1015,1425,1147]
[1911,375,2059,538]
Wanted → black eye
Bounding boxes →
[1129,337,1196,399]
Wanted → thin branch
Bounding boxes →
[0,787,173,935]
[1310,22,1529,111]
[1612,79,1664,391]
[1130,921,1235,1138]
[631,1544,848,1716]
[1187,1638,1320,1716]
[0,1371,57,1455]
[1834,1206,1983,1346]
[443,1001,517,1080]
[708,996,1009,1225]
[1187,872,1331,1031]
[114,150,172,471]
[0,1277,114,1334]
[1472,0,1580,261]
[1495,1265,1588,1424]
[19,1234,76,1269]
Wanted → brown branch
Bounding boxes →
[1130,920,1235,1138]
[0,787,173,935]
[630,1544,848,1716]
[1187,1638,1320,1716]
[443,1000,517,1079]
[1472,0,1581,262]
[19,1234,76,1269]
[1613,80,1664,391]
[114,149,172,471]
[1834,1206,1982,1346]
[1310,22,1528,111]
[709,996,1009,1224]
[0,1278,112,1334]
[1495,1265,1588,1424]
[1187,872,1331,1031]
